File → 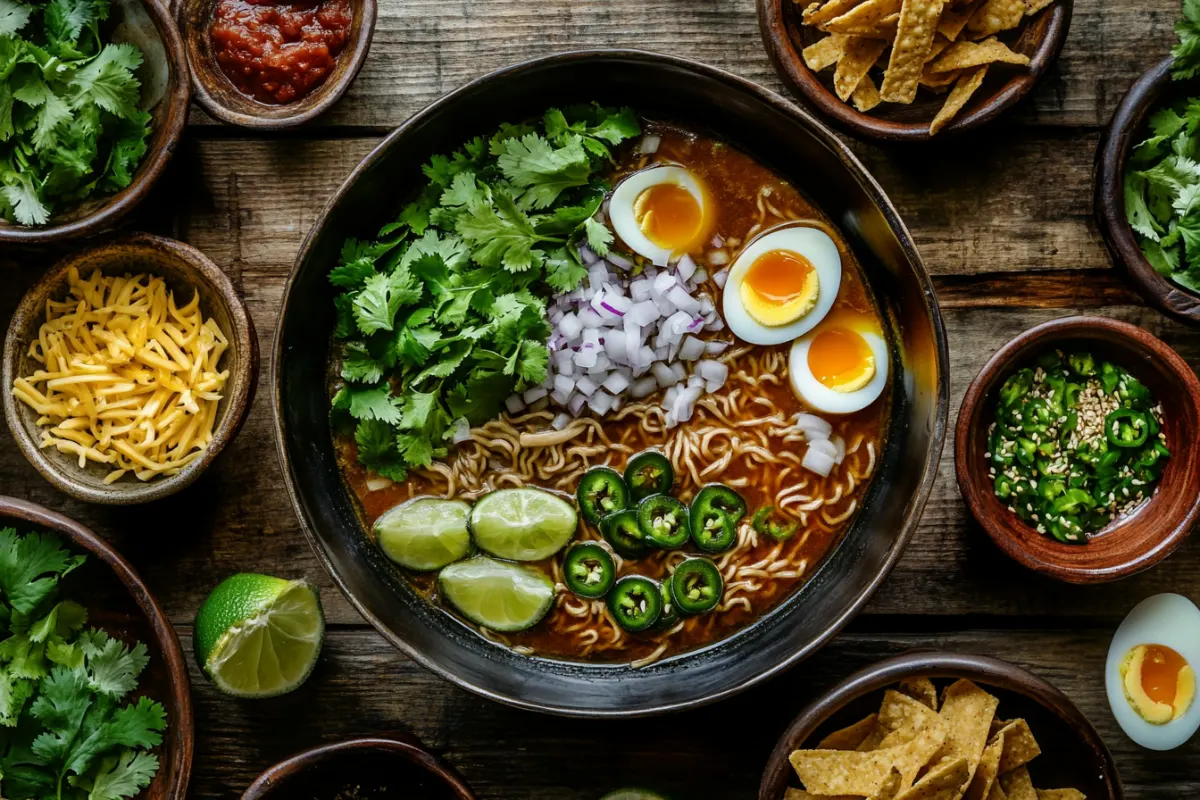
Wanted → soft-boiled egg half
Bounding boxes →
[788,311,888,414]
[609,166,714,265]
[722,225,842,346]
[1106,593,1200,750]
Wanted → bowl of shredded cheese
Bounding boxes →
[3,234,258,504]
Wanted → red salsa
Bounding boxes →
[209,0,353,105]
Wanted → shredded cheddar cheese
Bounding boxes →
[11,267,232,483]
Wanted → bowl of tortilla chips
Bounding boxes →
[757,0,1073,140]
[759,652,1122,800]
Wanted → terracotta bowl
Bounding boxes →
[757,0,1073,142]
[0,496,193,798]
[178,0,377,129]
[0,0,190,244]
[242,736,476,799]
[760,651,1122,800]
[954,315,1200,583]
[1095,56,1200,325]
[2,233,258,505]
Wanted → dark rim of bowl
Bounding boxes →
[756,0,1073,142]
[953,315,1200,582]
[0,0,190,243]
[758,651,1124,800]
[0,496,194,798]
[1095,56,1200,324]
[241,737,475,799]
[271,47,950,717]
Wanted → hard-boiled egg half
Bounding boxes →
[609,166,714,266]
[1106,593,1200,750]
[722,225,842,346]
[788,311,889,414]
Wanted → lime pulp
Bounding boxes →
[438,556,555,632]
[469,487,577,561]
[375,497,472,570]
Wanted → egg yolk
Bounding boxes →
[634,183,704,252]
[739,249,820,326]
[807,327,875,394]
[1121,644,1196,724]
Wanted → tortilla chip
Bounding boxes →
[925,36,1030,72]
[804,0,869,26]
[895,758,972,800]
[834,36,889,100]
[966,0,1025,37]
[999,768,1038,800]
[1024,0,1055,13]
[929,64,987,135]
[964,736,1004,800]
[803,34,849,71]
[827,10,900,36]
[937,0,985,39]
[987,784,1008,800]
[879,690,942,734]
[1036,791,1086,800]
[790,717,946,796]
[879,0,946,104]
[926,34,953,62]
[823,0,902,32]
[820,714,881,750]
[852,73,883,111]
[921,67,962,88]
[899,677,939,710]
[991,719,1042,774]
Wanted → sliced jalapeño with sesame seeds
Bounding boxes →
[624,450,674,502]
[607,575,662,632]
[600,509,650,559]
[656,581,680,628]
[1105,408,1149,448]
[637,494,690,548]
[577,467,629,526]
[562,542,616,599]
[689,484,745,553]
[670,558,723,615]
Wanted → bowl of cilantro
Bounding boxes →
[0,496,193,798]
[0,0,190,243]
[1097,1,1200,325]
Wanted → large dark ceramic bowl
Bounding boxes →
[273,49,949,717]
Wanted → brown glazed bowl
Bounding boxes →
[0,0,190,244]
[759,652,1122,800]
[179,0,377,129]
[1095,56,1200,325]
[242,736,476,799]
[757,0,1072,142]
[955,315,1200,583]
[0,496,193,799]
[2,233,258,505]
[274,49,949,717]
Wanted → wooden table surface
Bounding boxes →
[3,0,1199,796]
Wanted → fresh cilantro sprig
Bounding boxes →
[0,0,152,226]
[0,528,167,800]
[330,105,640,480]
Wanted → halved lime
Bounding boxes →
[601,791,669,800]
[375,498,472,570]
[469,487,577,561]
[194,574,324,698]
[438,556,555,632]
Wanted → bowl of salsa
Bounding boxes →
[178,0,376,128]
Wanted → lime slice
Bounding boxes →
[194,573,324,698]
[469,488,577,561]
[601,792,669,800]
[438,556,555,632]
[375,498,472,570]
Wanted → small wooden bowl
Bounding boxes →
[242,736,476,799]
[760,651,1123,800]
[178,0,377,129]
[954,316,1200,583]
[757,0,1073,141]
[1094,56,1200,325]
[2,233,258,505]
[0,496,193,798]
[0,0,189,244]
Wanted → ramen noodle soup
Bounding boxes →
[330,111,890,667]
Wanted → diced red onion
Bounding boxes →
[708,249,730,266]
[451,417,472,443]
[602,372,631,395]
[679,336,706,361]
[705,340,730,356]
[795,412,833,440]
[638,134,661,154]
[676,254,697,282]
[588,391,615,415]
[832,434,846,465]
[695,360,728,385]
[631,376,658,398]
[522,386,547,404]
[568,393,587,416]
[552,412,571,430]
[713,269,729,289]
[802,444,835,477]
[505,395,525,415]
[575,376,598,397]
[606,252,634,271]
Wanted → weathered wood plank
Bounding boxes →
[184,627,1198,799]
[184,0,1177,132]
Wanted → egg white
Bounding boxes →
[722,225,843,346]
[609,166,709,266]
[1105,593,1200,751]
[788,327,889,414]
